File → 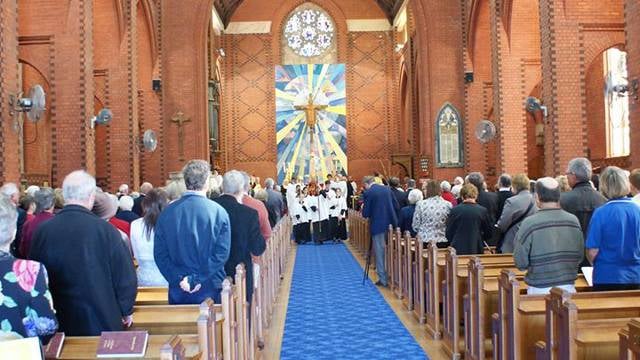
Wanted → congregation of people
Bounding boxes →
[0,160,293,345]
[1,156,639,348]
[360,158,640,296]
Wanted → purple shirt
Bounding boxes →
[20,212,54,258]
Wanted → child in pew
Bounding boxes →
[513,177,584,294]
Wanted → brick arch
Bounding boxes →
[136,0,158,64]
[584,43,626,162]
[19,60,52,185]
[584,40,626,73]
[270,0,349,64]
[398,61,411,153]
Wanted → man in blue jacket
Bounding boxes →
[154,160,231,304]
[362,176,398,287]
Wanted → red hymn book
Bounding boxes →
[96,331,149,358]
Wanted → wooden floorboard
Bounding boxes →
[260,243,297,360]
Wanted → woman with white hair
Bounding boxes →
[0,196,58,342]
[399,189,423,237]
[440,181,457,207]
[586,166,640,291]
[412,180,452,246]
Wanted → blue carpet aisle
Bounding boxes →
[280,243,428,359]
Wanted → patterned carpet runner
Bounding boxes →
[280,243,427,359]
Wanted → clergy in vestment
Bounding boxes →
[30,171,137,336]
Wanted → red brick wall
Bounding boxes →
[160,0,212,176]
[539,0,624,176]
[464,0,492,176]
[0,0,20,184]
[412,0,465,183]
[490,0,541,177]
[137,1,163,188]
[585,55,607,160]
[18,0,95,187]
[220,0,397,183]
[626,0,640,169]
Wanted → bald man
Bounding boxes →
[30,170,137,335]
[513,177,584,295]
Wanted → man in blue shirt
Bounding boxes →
[154,160,231,304]
[362,176,398,287]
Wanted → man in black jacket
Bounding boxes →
[30,171,137,336]
[214,170,266,304]
[560,158,606,265]
[132,182,153,216]
[468,172,499,246]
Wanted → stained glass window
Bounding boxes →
[284,6,335,58]
[435,103,464,167]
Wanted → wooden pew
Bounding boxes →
[441,249,518,357]
[536,288,640,360]
[494,270,640,360]
[618,318,640,360]
[58,215,294,360]
[136,287,168,306]
[387,226,400,296]
[425,246,514,340]
[59,299,217,360]
[463,258,589,360]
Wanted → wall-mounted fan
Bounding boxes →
[91,108,112,128]
[475,120,497,144]
[14,85,46,122]
[142,129,158,152]
[526,96,548,118]
[604,71,629,102]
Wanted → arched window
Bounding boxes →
[281,3,337,64]
[603,48,630,157]
[435,103,464,167]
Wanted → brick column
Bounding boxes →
[161,0,213,174]
[50,0,95,184]
[490,0,531,176]
[539,0,586,176]
[0,0,20,184]
[626,0,640,169]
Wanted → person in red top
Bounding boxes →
[92,191,132,252]
[21,188,56,258]
[440,180,457,207]
[241,172,271,243]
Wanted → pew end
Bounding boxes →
[535,341,548,360]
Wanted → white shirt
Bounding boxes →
[130,219,168,286]
[633,194,640,207]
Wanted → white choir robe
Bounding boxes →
[286,183,298,216]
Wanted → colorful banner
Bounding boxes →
[275,64,347,183]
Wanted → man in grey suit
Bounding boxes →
[496,174,537,253]
[264,178,284,224]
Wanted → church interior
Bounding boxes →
[1,0,640,359]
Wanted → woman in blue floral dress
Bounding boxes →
[0,196,58,343]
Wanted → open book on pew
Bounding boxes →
[581,266,593,287]
[96,331,148,358]
[0,336,42,359]
[44,332,65,359]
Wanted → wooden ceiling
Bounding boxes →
[214,0,404,26]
